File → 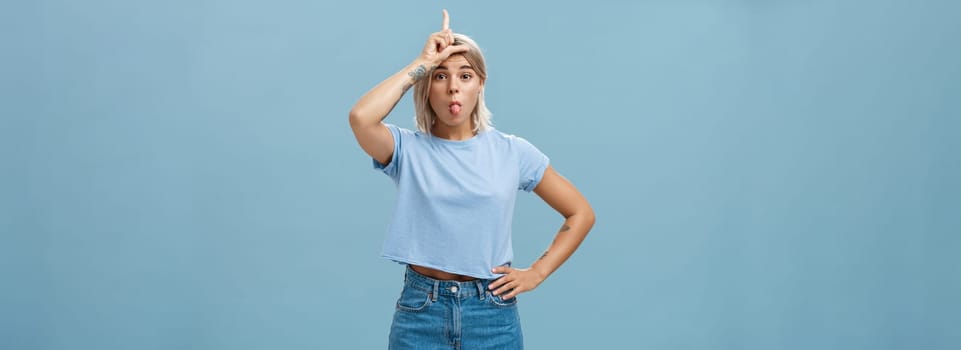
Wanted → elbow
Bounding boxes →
[567,205,595,233]
[348,108,363,128]
[349,107,383,130]
[584,207,596,232]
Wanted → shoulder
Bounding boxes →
[384,123,429,145]
[487,129,543,155]
[384,123,419,136]
[484,128,534,146]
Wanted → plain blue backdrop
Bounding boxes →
[2,0,959,349]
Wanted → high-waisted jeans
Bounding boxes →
[388,266,523,350]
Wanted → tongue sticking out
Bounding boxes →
[450,104,462,115]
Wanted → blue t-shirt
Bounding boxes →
[373,123,549,279]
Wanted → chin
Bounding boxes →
[440,115,469,126]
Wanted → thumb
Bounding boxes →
[492,266,512,274]
[441,44,470,57]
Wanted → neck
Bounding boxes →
[431,122,476,141]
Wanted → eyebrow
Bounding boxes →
[435,65,474,71]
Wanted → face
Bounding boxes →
[429,54,484,130]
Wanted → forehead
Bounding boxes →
[437,55,472,69]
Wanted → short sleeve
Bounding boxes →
[516,136,549,192]
[372,123,405,179]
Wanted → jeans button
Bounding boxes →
[450,285,458,293]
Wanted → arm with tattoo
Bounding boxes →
[489,168,595,300]
[348,10,468,164]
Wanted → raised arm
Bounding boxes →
[490,166,596,299]
[348,9,469,165]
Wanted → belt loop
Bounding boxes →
[431,280,439,302]
[476,280,486,300]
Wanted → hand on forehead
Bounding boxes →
[437,55,472,71]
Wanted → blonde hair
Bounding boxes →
[413,33,492,134]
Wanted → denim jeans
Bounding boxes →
[388,266,523,350]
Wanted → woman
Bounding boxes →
[349,10,595,350]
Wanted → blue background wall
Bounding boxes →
[3,1,959,349]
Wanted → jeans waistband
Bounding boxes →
[404,265,493,300]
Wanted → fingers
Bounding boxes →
[427,32,467,63]
[494,281,519,297]
[427,32,447,53]
[502,288,521,300]
[430,34,446,53]
[491,266,512,275]
[490,276,524,299]
[488,267,542,299]
[440,10,453,47]
[426,10,456,58]
[442,9,450,31]
[487,266,512,290]
[420,10,464,63]
[489,267,520,297]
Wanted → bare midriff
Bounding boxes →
[410,264,478,282]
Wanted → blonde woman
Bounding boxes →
[349,10,595,349]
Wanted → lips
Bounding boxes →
[449,101,462,115]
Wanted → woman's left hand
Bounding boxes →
[488,266,547,300]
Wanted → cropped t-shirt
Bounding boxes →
[373,123,549,279]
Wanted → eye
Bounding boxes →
[434,73,448,80]
[460,73,472,80]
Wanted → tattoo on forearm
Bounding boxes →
[408,64,428,81]
[538,251,549,261]
[560,224,571,233]
[402,64,433,94]
[403,64,437,93]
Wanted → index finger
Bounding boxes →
[441,9,450,30]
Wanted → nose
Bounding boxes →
[447,79,460,95]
